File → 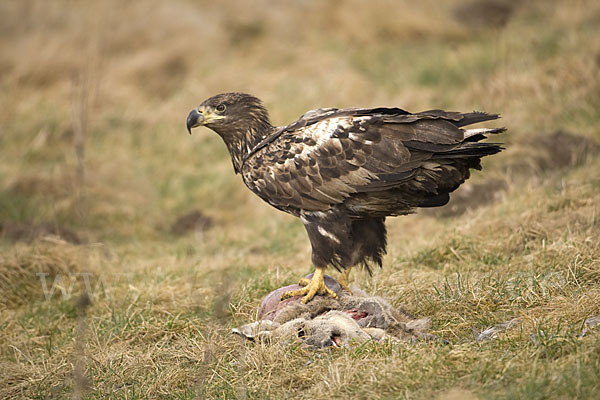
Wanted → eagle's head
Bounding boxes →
[186,92,271,138]
[187,92,273,173]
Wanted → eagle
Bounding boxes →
[187,93,504,303]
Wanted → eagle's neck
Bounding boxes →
[216,118,274,174]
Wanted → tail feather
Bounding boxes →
[433,142,504,158]
[418,110,501,127]
[464,127,506,138]
[456,111,501,127]
[464,127,506,142]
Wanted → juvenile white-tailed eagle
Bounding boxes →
[187,93,504,303]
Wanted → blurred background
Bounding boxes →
[1,0,598,244]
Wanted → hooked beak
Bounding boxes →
[186,108,204,134]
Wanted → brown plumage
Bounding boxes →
[187,92,504,303]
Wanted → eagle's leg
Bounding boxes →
[281,268,337,304]
[338,268,352,294]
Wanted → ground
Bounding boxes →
[0,0,599,398]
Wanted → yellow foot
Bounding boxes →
[338,268,353,294]
[281,268,337,304]
[297,277,311,286]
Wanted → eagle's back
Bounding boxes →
[241,107,503,217]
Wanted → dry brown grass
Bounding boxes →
[0,238,83,307]
[1,0,600,398]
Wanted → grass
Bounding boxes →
[1,0,600,398]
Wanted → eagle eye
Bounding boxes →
[216,104,226,113]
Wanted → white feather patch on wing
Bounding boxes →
[300,117,352,147]
[348,132,374,145]
[294,116,368,161]
[464,128,495,138]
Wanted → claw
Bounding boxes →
[281,268,337,304]
[297,278,311,287]
[338,268,352,294]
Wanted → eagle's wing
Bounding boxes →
[241,109,503,214]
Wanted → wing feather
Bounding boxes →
[242,109,502,213]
